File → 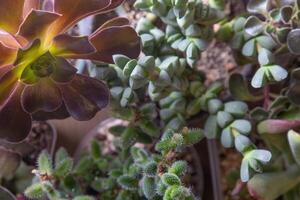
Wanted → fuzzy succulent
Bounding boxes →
[0,0,140,142]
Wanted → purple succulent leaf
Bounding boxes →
[51,57,77,83]
[257,119,300,134]
[21,78,62,113]
[0,82,32,142]
[58,74,109,120]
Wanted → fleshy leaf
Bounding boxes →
[288,130,300,166]
[249,150,272,163]
[0,82,32,142]
[257,119,300,134]
[245,16,264,36]
[18,10,60,41]
[287,29,300,55]
[240,158,250,182]
[0,43,17,66]
[229,73,262,102]
[99,17,130,30]
[21,78,62,113]
[0,0,24,33]
[23,0,41,17]
[251,67,266,88]
[49,0,123,36]
[224,101,248,117]
[51,57,77,83]
[32,103,69,120]
[0,31,22,49]
[0,67,20,107]
[59,74,109,120]
[82,26,141,63]
[51,34,95,57]
[247,0,269,14]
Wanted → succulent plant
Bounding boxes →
[4,0,300,199]
[0,0,140,142]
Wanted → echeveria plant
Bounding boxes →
[0,0,140,142]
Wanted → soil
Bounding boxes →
[23,122,56,165]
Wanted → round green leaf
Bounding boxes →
[247,0,269,14]
[245,16,265,36]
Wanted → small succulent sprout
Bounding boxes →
[163,185,193,200]
[25,183,44,199]
[42,181,60,199]
[142,176,157,199]
[240,149,272,182]
[168,161,188,176]
[288,130,300,166]
[139,119,160,138]
[91,139,102,160]
[38,150,53,177]
[144,161,158,177]
[157,180,168,196]
[54,157,73,178]
[131,147,149,164]
[161,173,181,186]
[73,156,94,175]
[182,128,204,146]
[122,127,139,149]
[117,175,139,191]
[156,133,184,153]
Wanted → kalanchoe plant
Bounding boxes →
[0,0,140,142]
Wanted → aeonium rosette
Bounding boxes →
[0,0,140,142]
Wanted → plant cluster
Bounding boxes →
[3,0,300,200]
[24,128,203,200]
